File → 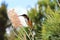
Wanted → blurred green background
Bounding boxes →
[0,0,60,40]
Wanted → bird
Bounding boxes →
[20,14,35,40]
[20,14,33,30]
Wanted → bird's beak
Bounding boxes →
[20,15,24,16]
[18,14,27,17]
[18,15,21,17]
[18,15,24,17]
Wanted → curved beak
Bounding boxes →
[18,15,22,17]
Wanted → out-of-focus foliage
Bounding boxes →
[27,0,60,40]
[1,0,60,40]
[27,1,45,40]
[39,0,60,40]
[0,2,9,40]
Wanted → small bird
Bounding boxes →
[20,14,35,40]
[20,14,33,29]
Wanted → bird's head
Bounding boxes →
[20,14,29,20]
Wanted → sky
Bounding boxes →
[0,0,37,15]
